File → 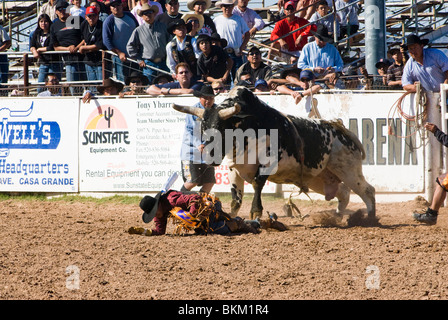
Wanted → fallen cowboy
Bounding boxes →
[128,190,287,236]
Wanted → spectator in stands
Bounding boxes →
[211,79,227,94]
[182,13,204,38]
[402,34,448,94]
[374,58,391,88]
[166,20,201,78]
[127,3,170,83]
[50,1,86,95]
[210,32,227,48]
[30,14,62,92]
[155,0,183,27]
[297,0,320,21]
[187,0,217,36]
[386,47,406,90]
[297,25,343,88]
[254,79,270,92]
[152,73,174,85]
[89,1,109,21]
[335,0,359,43]
[196,34,233,84]
[103,0,139,82]
[71,0,86,17]
[146,62,203,96]
[81,77,125,102]
[37,73,62,97]
[268,1,315,64]
[234,46,272,85]
[121,70,149,95]
[40,0,59,21]
[232,0,265,37]
[309,1,339,40]
[213,0,250,78]
[276,68,322,104]
[131,0,162,25]
[79,6,104,82]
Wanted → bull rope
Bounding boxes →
[387,86,428,149]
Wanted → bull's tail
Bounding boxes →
[329,120,366,160]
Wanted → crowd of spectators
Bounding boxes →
[1,0,422,97]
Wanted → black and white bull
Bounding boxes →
[172,87,376,220]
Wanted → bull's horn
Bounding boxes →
[218,103,241,120]
[172,103,204,118]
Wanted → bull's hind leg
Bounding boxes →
[307,178,351,214]
[332,167,376,218]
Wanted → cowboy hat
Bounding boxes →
[216,0,236,7]
[187,0,212,11]
[182,13,204,31]
[137,3,159,16]
[375,58,392,69]
[141,192,162,223]
[210,32,228,47]
[193,85,216,97]
[311,24,334,44]
[280,67,302,79]
[401,34,429,50]
[168,19,192,34]
[97,78,124,94]
[125,71,150,86]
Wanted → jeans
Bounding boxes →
[112,55,137,82]
[142,59,169,85]
[65,62,86,95]
[85,64,102,81]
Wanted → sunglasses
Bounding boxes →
[248,52,260,56]
[178,71,189,75]
[143,10,155,15]
[213,87,224,91]
[285,6,294,11]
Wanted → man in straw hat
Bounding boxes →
[297,24,343,88]
[401,34,448,93]
[186,0,217,36]
[131,0,162,25]
[127,2,171,83]
[81,77,124,103]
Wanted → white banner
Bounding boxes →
[0,98,79,192]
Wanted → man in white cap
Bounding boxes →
[213,0,250,80]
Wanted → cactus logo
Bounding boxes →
[0,102,61,158]
[82,105,131,147]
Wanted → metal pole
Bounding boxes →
[23,53,29,96]
[364,0,386,75]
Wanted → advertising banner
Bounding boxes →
[0,98,79,192]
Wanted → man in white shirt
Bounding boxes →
[213,0,250,79]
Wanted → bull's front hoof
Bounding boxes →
[250,211,262,220]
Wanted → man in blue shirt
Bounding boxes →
[402,34,448,93]
[297,25,343,87]
[179,85,217,193]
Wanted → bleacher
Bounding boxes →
[0,0,447,96]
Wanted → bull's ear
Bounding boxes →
[172,103,205,119]
[218,103,241,120]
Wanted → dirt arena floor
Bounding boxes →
[1,193,448,301]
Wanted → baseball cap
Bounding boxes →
[284,1,296,9]
[55,0,69,10]
[254,79,268,88]
[375,58,392,69]
[300,69,315,81]
[85,6,99,15]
